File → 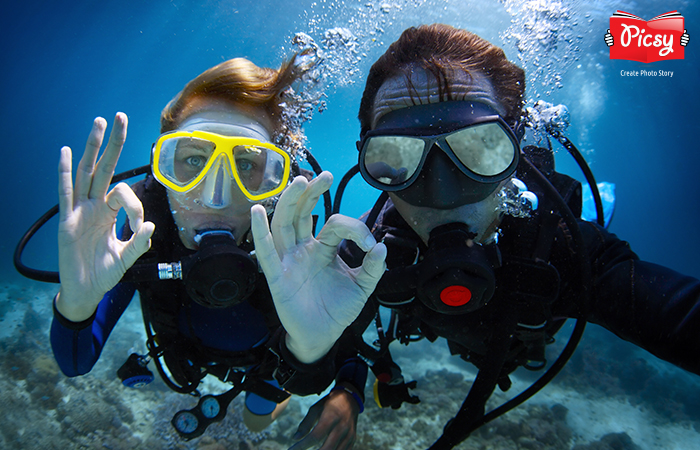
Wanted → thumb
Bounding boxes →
[355,242,387,294]
[121,221,155,268]
[293,398,325,440]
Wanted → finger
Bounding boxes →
[288,434,320,450]
[342,434,356,450]
[289,402,325,450]
[75,117,107,201]
[58,146,74,221]
[90,112,128,199]
[293,171,333,241]
[271,176,308,253]
[106,183,144,228]
[328,431,355,450]
[354,242,387,295]
[291,429,331,450]
[105,183,153,269]
[251,204,282,282]
[318,426,351,450]
[316,214,378,252]
[293,400,323,440]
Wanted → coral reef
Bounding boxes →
[473,404,574,449]
[0,284,698,449]
[559,325,700,425]
[572,432,640,450]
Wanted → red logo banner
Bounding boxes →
[607,10,687,63]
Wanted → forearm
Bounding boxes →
[579,221,700,375]
[591,258,700,374]
[51,300,100,376]
[50,283,136,376]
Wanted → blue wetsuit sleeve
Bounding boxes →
[333,357,368,406]
[336,358,368,390]
[576,221,700,375]
[50,282,137,376]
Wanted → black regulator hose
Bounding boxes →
[303,149,332,223]
[332,164,360,216]
[13,164,151,283]
[15,145,334,284]
[429,153,599,449]
[472,318,586,431]
[548,129,605,227]
[449,156,594,432]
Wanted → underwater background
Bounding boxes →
[1,0,699,448]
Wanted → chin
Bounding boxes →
[390,193,500,244]
[179,232,199,250]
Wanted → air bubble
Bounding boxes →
[500,0,581,97]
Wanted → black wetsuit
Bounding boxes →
[342,196,700,376]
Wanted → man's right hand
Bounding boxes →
[56,113,154,322]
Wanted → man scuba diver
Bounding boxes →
[338,24,700,450]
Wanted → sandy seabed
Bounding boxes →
[1,282,698,450]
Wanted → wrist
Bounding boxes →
[331,382,365,413]
[55,290,100,322]
[53,294,97,330]
[284,333,333,364]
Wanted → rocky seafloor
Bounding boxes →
[1,282,698,450]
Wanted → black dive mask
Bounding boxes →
[154,230,258,309]
[358,101,520,209]
[376,222,501,315]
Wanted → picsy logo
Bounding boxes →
[604,10,689,63]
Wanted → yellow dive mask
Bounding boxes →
[152,130,291,204]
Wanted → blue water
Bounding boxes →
[2,0,699,447]
[3,0,699,281]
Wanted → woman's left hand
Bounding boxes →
[251,172,386,363]
[288,388,360,450]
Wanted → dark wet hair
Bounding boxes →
[358,24,526,135]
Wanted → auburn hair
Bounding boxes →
[358,24,525,134]
[160,57,299,134]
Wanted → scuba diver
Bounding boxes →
[36,56,386,446]
[336,24,700,450]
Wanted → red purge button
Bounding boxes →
[376,373,391,383]
[440,285,472,306]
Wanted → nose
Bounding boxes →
[394,144,500,209]
[200,154,233,209]
[418,144,460,203]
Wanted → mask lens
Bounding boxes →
[363,136,424,186]
[158,136,216,187]
[445,122,516,177]
[233,145,287,197]
[154,132,290,201]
